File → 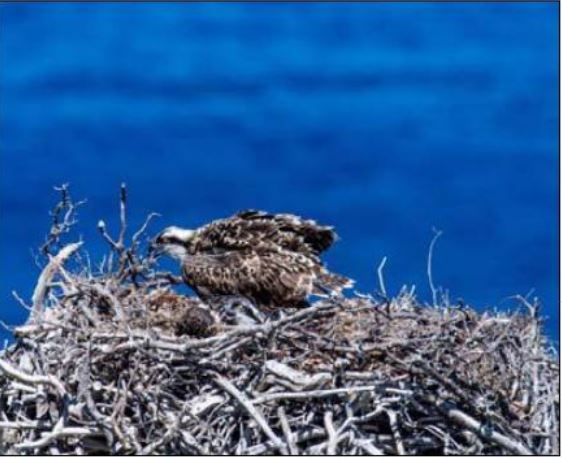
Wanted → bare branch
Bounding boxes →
[29,241,83,323]
[427,228,443,306]
[41,184,86,255]
[132,212,160,247]
[214,374,287,454]
[118,182,127,247]
[377,256,388,298]
[0,358,66,396]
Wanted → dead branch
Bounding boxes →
[377,256,388,298]
[29,242,83,323]
[427,228,443,306]
[40,184,86,256]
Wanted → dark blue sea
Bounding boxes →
[0,3,558,342]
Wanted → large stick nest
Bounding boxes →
[0,186,558,455]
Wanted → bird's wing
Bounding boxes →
[181,248,318,307]
[192,210,336,257]
[237,210,337,254]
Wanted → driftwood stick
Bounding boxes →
[15,422,98,452]
[428,396,534,455]
[213,375,287,454]
[427,228,443,306]
[244,428,327,455]
[377,256,388,298]
[0,420,42,430]
[118,183,127,248]
[0,358,66,396]
[386,409,406,455]
[352,438,385,455]
[277,406,298,455]
[29,242,83,323]
[253,385,377,405]
[324,410,338,454]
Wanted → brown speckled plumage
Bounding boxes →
[147,291,216,337]
[154,210,353,308]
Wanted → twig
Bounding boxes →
[12,291,31,311]
[427,228,443,306]
[15,421,98,451]
[41,184,86,255]
[132,212,160,247]
[352,438,385,455]
[118,183,127,248]
[277,406,298,454]
[253,385,377,405]
[0,358,66,396]
[324,410,338,454]
[97,220,119,252]
[377,256,388,298]
[426,395,534,455]
[213,374,287,454]
[386,409,406,455]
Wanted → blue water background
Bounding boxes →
[0,3,558,341]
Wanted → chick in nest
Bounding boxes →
[147,290,218,338]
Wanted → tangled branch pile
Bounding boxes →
[0,186,558,455]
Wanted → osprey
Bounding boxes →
[151,210,353,309]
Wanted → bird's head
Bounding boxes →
[149,226,197,261]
